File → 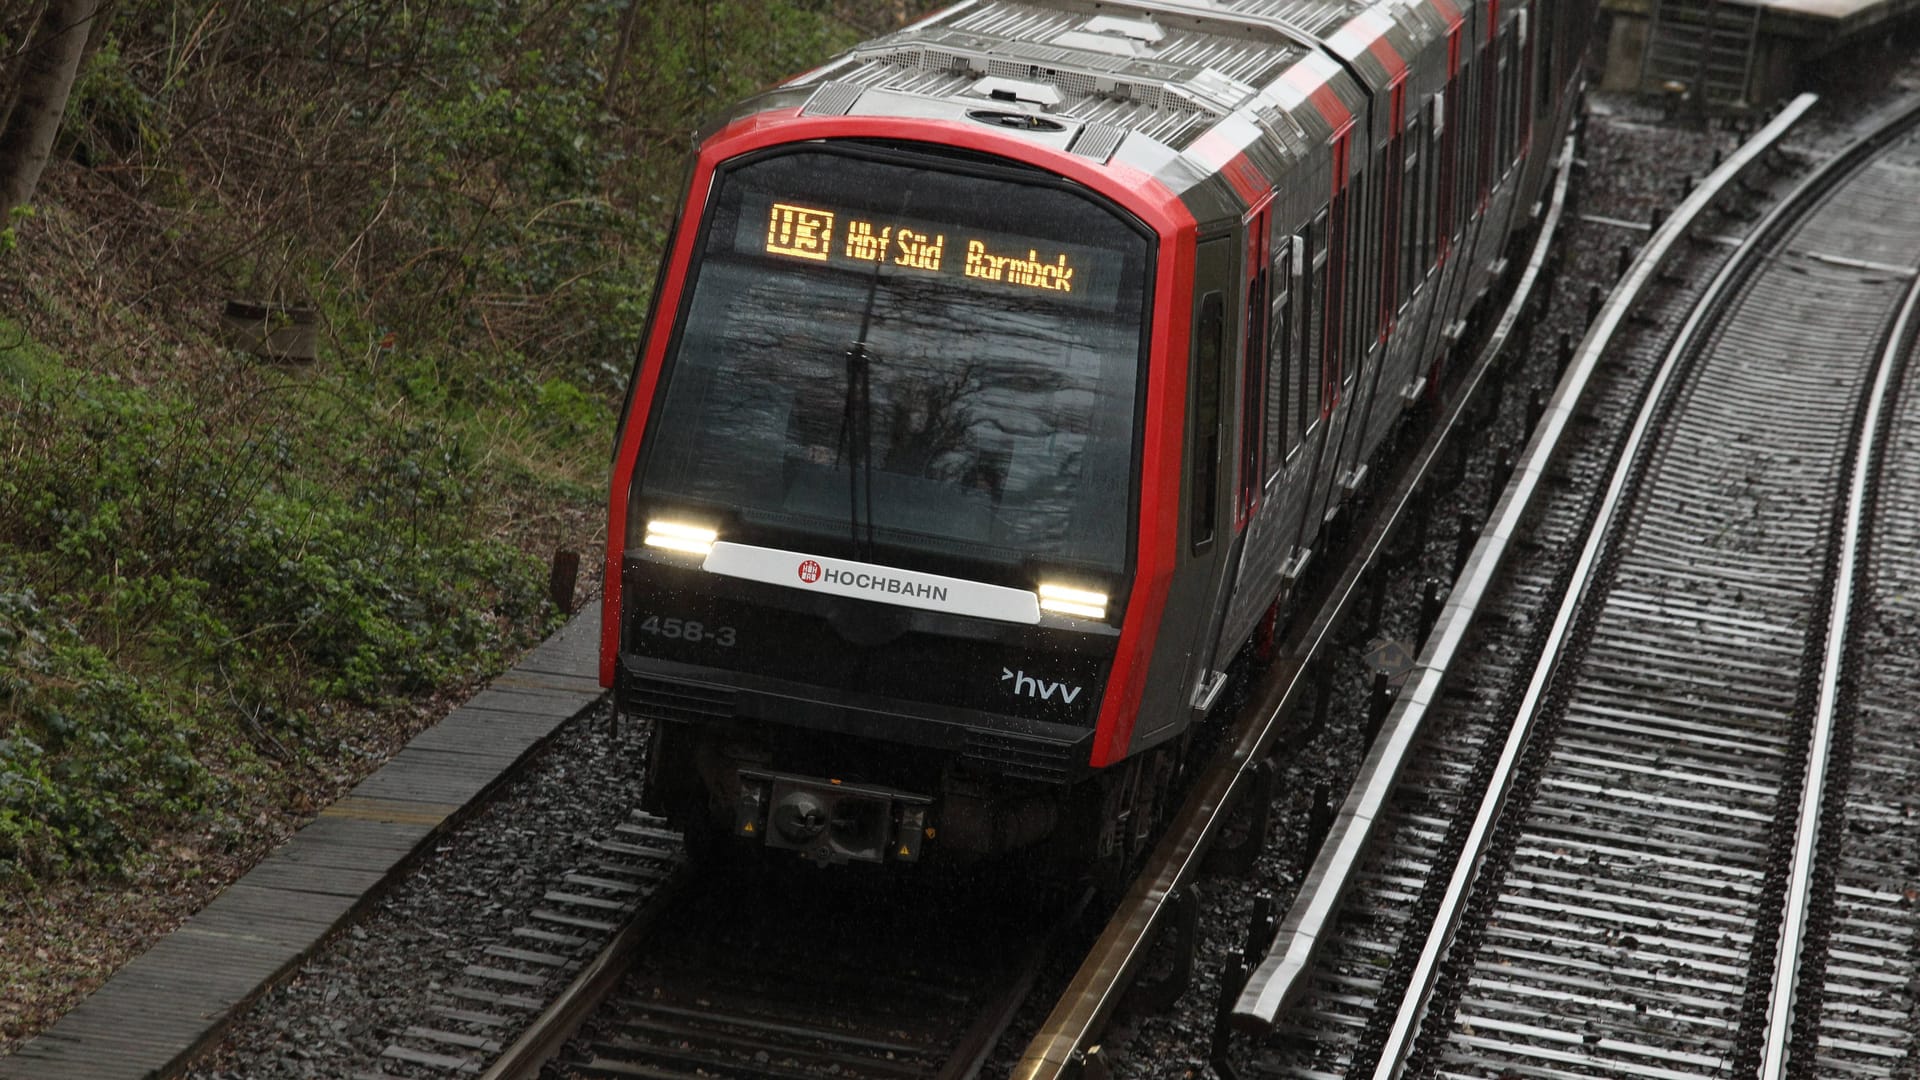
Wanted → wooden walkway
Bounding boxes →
[1,608,605,1080]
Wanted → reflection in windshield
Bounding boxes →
[637,150,1149,575]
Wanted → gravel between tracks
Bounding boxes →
[183,706,646,1080]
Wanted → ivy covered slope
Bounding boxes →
[0,0,915,897]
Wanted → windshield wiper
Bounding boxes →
[836,259,884,558]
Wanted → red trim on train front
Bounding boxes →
[1090,216,1194,768]
[597,108,1198,773]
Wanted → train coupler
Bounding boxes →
[735,769,932,865]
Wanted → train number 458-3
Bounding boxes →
[638,615,736,647]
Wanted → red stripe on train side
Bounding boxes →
[1191,129,1269,206]
[1282,62,1354,133]
[1308,85,1350,131]
[1367,35,1407,81]
[599,109,1198,779]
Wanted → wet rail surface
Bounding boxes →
[1790,135,1920,1078]
[532,863,1057,1080]
[1244,100,1920,1080]
[363,812,685,1078]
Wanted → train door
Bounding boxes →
[1218,197,1310,660]
[1213,196,1320,653]
[1191,200,1275,713]
[1342,75,1411,483]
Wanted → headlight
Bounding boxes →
[643,519,717,557]
[1037,582,1107,620]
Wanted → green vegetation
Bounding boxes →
[0,1,929,884]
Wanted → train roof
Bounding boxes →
[811,0,1320,149]
[722,0,1466,214]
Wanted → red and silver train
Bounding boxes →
[603,0,1597,870]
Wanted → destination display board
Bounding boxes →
[733,194,1126,311]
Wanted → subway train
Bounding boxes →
[602,0,1598,872]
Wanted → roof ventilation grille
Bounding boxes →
[801,81,864,116]
[1068,122,1127,162]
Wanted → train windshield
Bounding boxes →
[636,147,1151,575]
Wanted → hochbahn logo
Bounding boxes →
[794,558,950,602]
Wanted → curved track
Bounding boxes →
[1236,98,1920,1079]
[1787,128,1920,1079]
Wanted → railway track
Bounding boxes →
[547,867,1054,1080]
[1802,215,1920,1078]
[469,861,1061,1080]
[1233,96,1920,1079]
[364,811,685,1079]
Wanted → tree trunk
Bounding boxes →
[0,0,98,223]
[601,0,648,109]
[0,2,53,124]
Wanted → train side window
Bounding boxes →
[1191,291,1225,553]
[1460,50,1476,214]
[1427,94,1443,268]
[1298,214,1326,436]
[1477,41,1494,204]
[1454,67,1469,225]
[1335,172,1351,384]
[1325,132,1351,409]
[1267,234,1297,474]
[1369,140,1386,341]
[1368,144,1383,343]
[1498,33,1516,175]
[1457,63,1473,226]
[1519,10,1536,155]
[1535,5,1553,123]
[1400,110,1421,302]
[1345,164,1363,386]
[1240,212,1270,525]
[1434,88,1452,258]
[1382,81,1405,324]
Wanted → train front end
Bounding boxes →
[602,109,1189,869]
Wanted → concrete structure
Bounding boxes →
[1601,0,1920,111]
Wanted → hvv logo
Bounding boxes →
[1002,668,1083,704]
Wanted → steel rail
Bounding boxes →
[481,873,1078,1080]
[1760,231,1920,1080]
[1012,124,1579,1080]
[477,869,689,1080]
[1357,91,1920,1080]
[938,909,1085,1080]
[1230,92,1818,1032]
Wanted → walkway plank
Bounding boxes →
[0,608,604,1080]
